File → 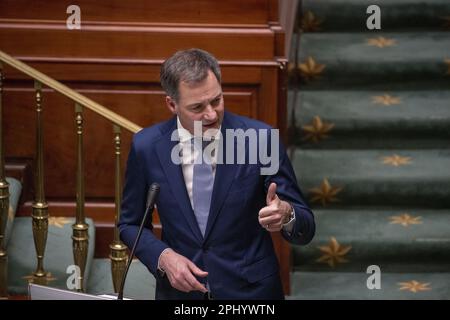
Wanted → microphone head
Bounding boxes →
[150,182,160,193]
[146,183,160,208]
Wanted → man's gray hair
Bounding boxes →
[160,48,221,102]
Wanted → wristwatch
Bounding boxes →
[282,203,295,225]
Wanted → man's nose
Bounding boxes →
[203,104,217,121]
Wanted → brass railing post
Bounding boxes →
[31,81,49,285]
[109,125,128,292]
[0,62,10,298]
[72,103,89,292]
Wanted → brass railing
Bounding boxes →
[0,50,142,297]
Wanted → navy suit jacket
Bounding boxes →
[119,111,315,300]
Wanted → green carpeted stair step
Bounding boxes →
[6,216,95,295]
[291,149,450,208]
[288,90,450,149]
[289,0,450,300]
[289,271,450,299]
[292,209,450,273]
[300,0,450,32]
[87,258,155,300]
[290,32,450,88]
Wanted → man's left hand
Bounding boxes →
[258,182,292,232]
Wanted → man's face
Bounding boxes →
[166,70,224,135]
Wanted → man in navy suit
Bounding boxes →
[119,49,315,300]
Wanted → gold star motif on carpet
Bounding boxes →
[316,237,352,268]
[22,272,57,285]
[309,178,342,206]
[48,216,72,228]
[366,36,396,48]
[372,94,401,106]
[301,11,324,32]
[445,59,450,75]
[381,154,412,167]
[298,57,326,81]
[301,116,334,143]
[398,280,431,293]
[389,213,422,227]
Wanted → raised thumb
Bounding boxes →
[266,182,277,205]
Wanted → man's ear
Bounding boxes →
[165,96,177,115]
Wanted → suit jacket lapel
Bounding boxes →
[204,113,239,241]
[156,118,203,243]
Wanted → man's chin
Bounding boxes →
[203,126,218,132]
[202,124,220,139]
[203,127,219,134]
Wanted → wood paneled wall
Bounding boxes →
[0,0,292,294]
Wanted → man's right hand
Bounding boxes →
[158,249,208,293]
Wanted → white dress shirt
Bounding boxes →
[176,117,221,209]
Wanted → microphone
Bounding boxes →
[117,182,160,300]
